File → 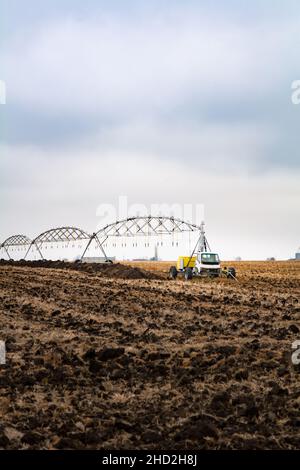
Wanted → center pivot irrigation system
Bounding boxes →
[0,216,237,280]
[0,216,202,261]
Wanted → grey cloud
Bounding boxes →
[1,11,300,171]
[0,1,299,259]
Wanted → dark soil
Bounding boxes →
[0,259,163,280]
[0,262,299,449]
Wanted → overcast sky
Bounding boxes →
[0,0,299,259]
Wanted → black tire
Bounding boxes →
[169,266,178,279]
[227,267,236,279]
[185,267,193,280]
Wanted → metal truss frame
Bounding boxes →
[1,217,206,261]
[0,235,32,259]
[94,216,203,254]
[24,227,93,260]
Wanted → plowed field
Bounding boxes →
[0,260,299,449]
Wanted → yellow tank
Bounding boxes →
[177,256,196,271]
